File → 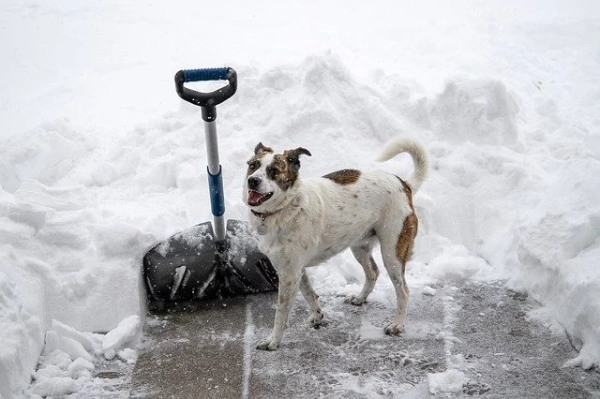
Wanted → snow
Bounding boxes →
[30,376,79,397]
[2,0,600,396]
[427,369,467,395]
[27,318,136,398]
[101,315,141,360]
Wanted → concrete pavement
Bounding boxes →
[130,282,600,398]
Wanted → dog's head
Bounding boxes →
[244,142,311,210]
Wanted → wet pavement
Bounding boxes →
[130,282,600,398]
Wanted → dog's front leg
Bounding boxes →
[257,264,301,351]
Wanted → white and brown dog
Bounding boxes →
[244,136,428,350]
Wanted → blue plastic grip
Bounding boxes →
[207,166,225,217]
[183,68,229,82]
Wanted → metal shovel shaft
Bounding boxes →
[204,120,226,244]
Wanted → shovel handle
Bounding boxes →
[174,67,237,122]
[182,68,230,82]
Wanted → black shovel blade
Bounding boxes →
[143,222,217,304]
[224,219,278,292]
[143,219,277,308]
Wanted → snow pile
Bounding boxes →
[0,271,44,399]
[430,79,520,149]
[515,164,600,370]
[0,133,149,395]
[27,318,138,398]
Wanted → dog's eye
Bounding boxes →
[248,161,259,171]
[267,167,280,178]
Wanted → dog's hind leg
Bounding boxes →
[346,242,379,306]
[378,213,418,335]
[299,270,324,328]
[380,248,409,335]
[378,215,417,335]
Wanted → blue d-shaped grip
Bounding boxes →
[175,67,237,122]
[182,68,230,82]
[207,166,225,217]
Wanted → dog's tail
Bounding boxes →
[377,137,428,192]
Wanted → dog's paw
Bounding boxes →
[345,295,366,306]
[384,323,404,336]
[256,337,280,351]
[308,312,324,329]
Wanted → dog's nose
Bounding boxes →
[248,176,261,190]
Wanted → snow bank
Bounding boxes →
[0,121,150,395]
[0,271,44,399]
[27,318,138,398]
[514,160,600,369]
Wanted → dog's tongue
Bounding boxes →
[248,190,267,206]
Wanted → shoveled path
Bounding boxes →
[130,282,600,398]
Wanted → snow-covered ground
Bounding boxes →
[1,0,599,396]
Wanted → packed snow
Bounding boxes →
[1,0,600,396]
[427,369,467,395]
[24,318,137,397]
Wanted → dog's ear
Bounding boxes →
[254,142,273,155]
[285,147,312,169]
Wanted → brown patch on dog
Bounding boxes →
[396,213,418,273]
[396,175,414,210]
[323,169,361,185]
[268,154,298,190]
[395,174,417,272]
[247,142,274,176]
[266,147,311,191]
[254,142,273,156]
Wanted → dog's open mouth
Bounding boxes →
[247,190,273,207]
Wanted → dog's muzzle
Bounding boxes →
[248,176,261,190]
[247,176,274,207]
[247,190,273,207]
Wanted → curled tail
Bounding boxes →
[377,137,428,192]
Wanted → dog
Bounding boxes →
[243,136,428,350]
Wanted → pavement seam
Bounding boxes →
[441,288,459,369]
[242,301,254,399]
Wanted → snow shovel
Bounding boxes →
[143,67,278,309]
